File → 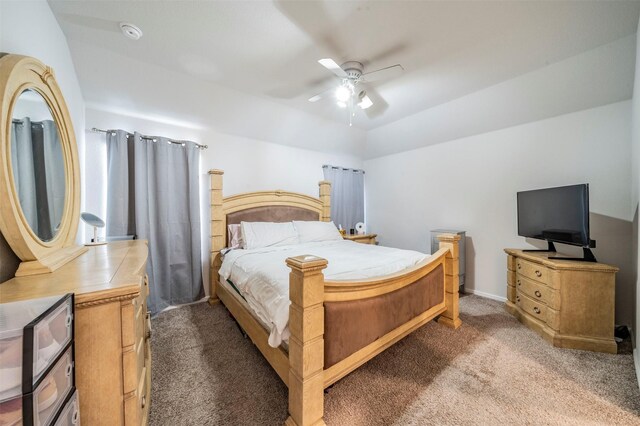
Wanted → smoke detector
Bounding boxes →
[119,22,143,40]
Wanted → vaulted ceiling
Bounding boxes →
[48,0,640,153]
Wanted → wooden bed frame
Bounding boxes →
[208,169,462,425]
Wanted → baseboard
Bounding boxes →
[634,348,640,392]
[464,288,507,303]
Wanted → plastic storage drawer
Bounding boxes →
[52,389,79,426]
[0,344,75,426]
[0,294,74,399]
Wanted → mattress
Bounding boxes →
[219,240,428,348]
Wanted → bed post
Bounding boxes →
[209,169,225,305]
[437,234,462,329]
[285,255,328,426]
[318,180,331,222]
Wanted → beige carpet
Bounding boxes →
[149,295,640,425]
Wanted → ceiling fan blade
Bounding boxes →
[358,84,389,118]
[308,87,334,103]
[358,94,373,110]
[362,64,404,82]
[318,58,348,78]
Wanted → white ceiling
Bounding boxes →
[48,0,640,133]
[48,0,640,156]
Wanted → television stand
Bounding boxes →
[548,247,597,263]
[523,241,557,253]
[504,248,618,353]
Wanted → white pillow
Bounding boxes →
[241,221,299,250]
[293,221,343,243]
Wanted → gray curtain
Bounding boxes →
[10,118,64,240]
[106,131,203,314]
[41,120,65,235]
[322,165,365,231]
[106,130,136,237]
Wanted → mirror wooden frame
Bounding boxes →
[0,54,86,276]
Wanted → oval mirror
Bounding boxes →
[10,88,66,242]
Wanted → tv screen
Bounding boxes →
[517,184,590,247]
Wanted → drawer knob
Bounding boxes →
[517,279,521,286]
[535,270,542,277]
[534,290,542,298]
[533,307,541,314]
[516,296,520,302]
[142,395,146,409]
[517,263,521,269]
[72,410,79,424]
[66,363,73,377]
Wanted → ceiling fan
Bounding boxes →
[309,59,404,125]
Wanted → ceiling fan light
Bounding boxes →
[358,95,373,109]
[335,86,351,103]
[336,101,347,108]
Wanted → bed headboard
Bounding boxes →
[208,169,331,303]
[226,205,319,224]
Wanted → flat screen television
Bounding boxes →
[517,184,596,261]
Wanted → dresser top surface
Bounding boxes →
[0,241,149,304]
[504,248,619,272]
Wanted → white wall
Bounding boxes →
[84,107,363,295]
[365,101,634,324]
[0,0,85,247]
[366,35,636,159]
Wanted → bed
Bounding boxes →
[208,169,462,426]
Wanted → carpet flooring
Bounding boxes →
[149,295,640,425]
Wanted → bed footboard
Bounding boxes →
[285,234,462,426]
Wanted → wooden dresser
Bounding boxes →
[0,241,151,425]
[504,249,618,353]
[343,233,378,245]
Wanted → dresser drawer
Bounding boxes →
[515,291,548,324]
[143,275,150,298]
[124,319,146,395]
[139,367,148,421]
[135,304,145,343]
[515,275,560,310]
[507,285,517,303]
[124,367,147,426]
[515,258,550,285]
[144,312,151,361]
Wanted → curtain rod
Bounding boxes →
[322,164,365,174]
[90,127,208,149]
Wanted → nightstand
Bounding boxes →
[343,233,378,245]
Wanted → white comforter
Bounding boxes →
[219,240,428,347]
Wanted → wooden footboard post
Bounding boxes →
[209,169,225,305]
[437,234,462,329]
[318,180,331,222]
[285,255,328,426]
